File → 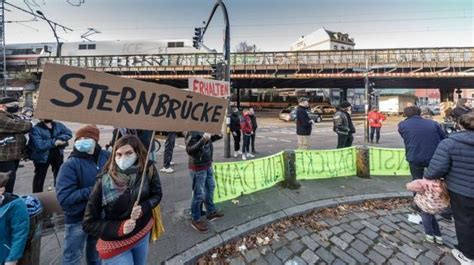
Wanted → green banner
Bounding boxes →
[213,152,285,203]
[369,147,410,176]
[295,147,357,180]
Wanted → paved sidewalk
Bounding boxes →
[39,175,411,264]
[201,200,457,265]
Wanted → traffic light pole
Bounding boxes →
[199,0,232,158]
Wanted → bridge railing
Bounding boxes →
[28,47,474,70]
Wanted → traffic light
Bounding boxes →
[193,27,203,49]
[210,62,225,80]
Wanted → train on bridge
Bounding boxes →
[5,39,207,67]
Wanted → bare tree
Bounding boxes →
[234,41,259,53]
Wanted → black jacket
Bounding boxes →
[185,132,222,168]
[249,114,258,131]
[82,163,162,241]
[333,110,355,135]
[451,106,471,122]
[425,130,474,198]
[230,113,241,133]
[296,106,312,136]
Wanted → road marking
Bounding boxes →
[268,137,279,141]
[280,139,292,143]
[177,145,186,149]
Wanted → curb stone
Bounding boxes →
[164,191,412,265]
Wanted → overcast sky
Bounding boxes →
[5,0,474,51]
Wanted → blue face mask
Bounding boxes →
[74,139,96,153]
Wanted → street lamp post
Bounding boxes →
[36,10,61,57]
[195,0,232,158]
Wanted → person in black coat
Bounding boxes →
[83,135,162,264]
[333,101,355,148]
[424,113,474,264]
[230,107,242,157]
[296,97,314,150]
[248,108,258,153]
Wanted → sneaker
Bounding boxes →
[207,210,224,221]
[234,153,239,158]
[170,161,175,166]
[242,154,247,160]
[191,219,209,233]
[425,234,435,243]
[160,167,174,173]
[434,236,444,245]
[452,248,474,265]
[252,150,258,154]
[247,153,255,158]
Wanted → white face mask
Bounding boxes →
[115,153,137,171]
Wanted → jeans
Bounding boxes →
[336,134,353,149]
[62,222,100,265]
[190,168,216,221]
[232,131,241,152]
[102,233,150,265]
[450,191,474,259]
[250,129,257,152]
[33,156,63,193]
[420,211,441,236]
[163,132,176,168]
[370,127,381,143]
[242,134,251,154]
[0,160,20,193]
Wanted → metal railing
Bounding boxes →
[23,47,474,70]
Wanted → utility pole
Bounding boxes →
[0,0,6,97]
[194,0,232,158]
[36,11,61,57]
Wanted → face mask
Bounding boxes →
[74,139,96,153]
[115,153,137,171]
[6,105,19,113]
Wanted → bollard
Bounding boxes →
[281,150,301,189]
[356,146,370,178]
[18,209,43,265]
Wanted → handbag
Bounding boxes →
[150,204,165,242]
[414,180,450,215]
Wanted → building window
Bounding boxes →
[333,45,338,50]
[79,44,87,50]
[87,44,96,50]
[168,42,184,48]
[341,46,345,50]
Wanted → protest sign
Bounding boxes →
[295,147,357,180]
[369,147,410,176]
[35,63,227,134]
[213,152,285,203]
[188,77,230,98]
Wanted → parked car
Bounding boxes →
[279,106,323,123]
[428,105,441,115]
[312,105,337,115]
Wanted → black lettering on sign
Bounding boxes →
[191,103,204,121]
[166,99,182,119]
[51,73,85,107]
[180,95,194,119]
[135,91,156,115]
[116,87,136,114]
[152,94,170,117]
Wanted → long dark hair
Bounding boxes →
[104,135,148,178]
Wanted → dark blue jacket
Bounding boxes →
[398,116,445,165]
[296,106,312,136]
[0,194,29,263]
[56,145,109,224]
[28,121,72,164]
[425,130,474,198]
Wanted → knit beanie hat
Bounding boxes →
[75,124,100,142]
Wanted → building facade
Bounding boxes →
[290,28,355,51]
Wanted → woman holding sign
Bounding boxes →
[83,135,162,265]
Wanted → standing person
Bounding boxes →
[398,106,445,243]
[83,135,162,265]
[230,107,242,158]
[296,97,313,150]
[56,125,109,265]
[0,172,29,265]
[110,128,156,161]
[240,109,254,160]
[28,119,72,193]
[421,107,435,120]
[367,107,386,144]
[185,131,223,233]
[160,132,176,173]
[451,98,471,123]
[0,97,32,193]
[248,108,258,154]
[333,101,355,148]
[424,113,474,264]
